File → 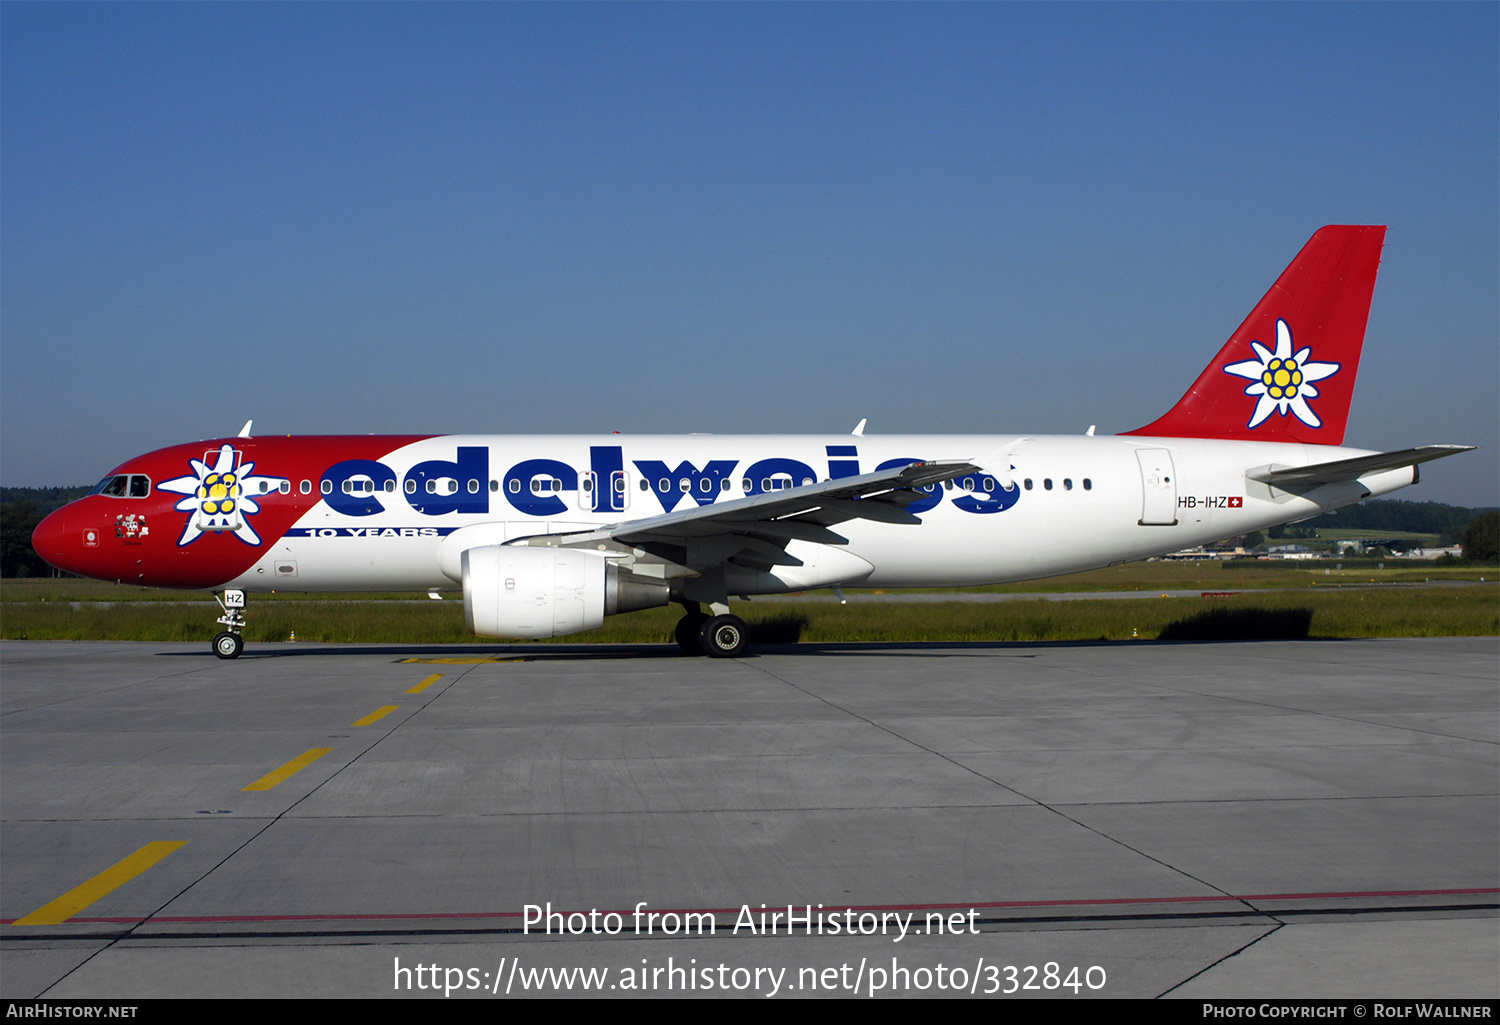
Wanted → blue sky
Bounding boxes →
[3,3,1495,505]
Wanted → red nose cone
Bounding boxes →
[31,505,96,576]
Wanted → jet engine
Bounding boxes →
[461,545,669,639]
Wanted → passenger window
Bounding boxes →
[468,479,479,494]
[1064,479,1073,491]
[1024,479,1033,490]
[384,480,395,493]
[490,480,499,492]
[1044,479,1053,490]
[509,479,520,494]
[1083,478,1093,491]
[279,481,291,495]
[406,480,417,494]
[984,478,995,492]
[321,480,332,495]
[301,480,311,494]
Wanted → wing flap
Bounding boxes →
[602,459,977,546]
[526,459,977,576]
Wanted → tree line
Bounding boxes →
[1292,499,1491,540]
[1,487,90,577]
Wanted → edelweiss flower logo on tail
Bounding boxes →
[157,444,288,547]
[1223,319,1340,429]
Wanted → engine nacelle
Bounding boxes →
[461,545,668,639]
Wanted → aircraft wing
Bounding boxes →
[527,460,979,568]
[1246,445,1474,489]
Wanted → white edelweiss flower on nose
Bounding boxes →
[1223,319,1341,429]
[157,444,289,547]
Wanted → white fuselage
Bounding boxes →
[224,433,1413,594]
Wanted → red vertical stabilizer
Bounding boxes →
[1124,225,1386,445]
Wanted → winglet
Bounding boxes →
[237,420,253,439]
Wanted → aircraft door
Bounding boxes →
[1136,448,1178,526]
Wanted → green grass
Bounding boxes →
[3,582,1494,645]
[4,559,1492,607]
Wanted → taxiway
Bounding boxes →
[2,637,1495,998]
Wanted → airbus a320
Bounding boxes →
[31,226,1472,658]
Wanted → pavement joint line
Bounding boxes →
[9,888,1494,929]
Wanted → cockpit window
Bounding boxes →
[90,474,151,498]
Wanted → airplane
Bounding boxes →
[31,225,1472,659]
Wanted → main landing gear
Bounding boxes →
[212,589,247,659]
[674,603,749,658]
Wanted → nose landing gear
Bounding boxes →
[212,589,247,659]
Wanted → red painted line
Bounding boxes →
[5,887,1494,926]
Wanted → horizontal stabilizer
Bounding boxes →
[1246,445,1474,488]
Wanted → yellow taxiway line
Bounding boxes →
[15,841,187,926]
[242,748,334,791]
